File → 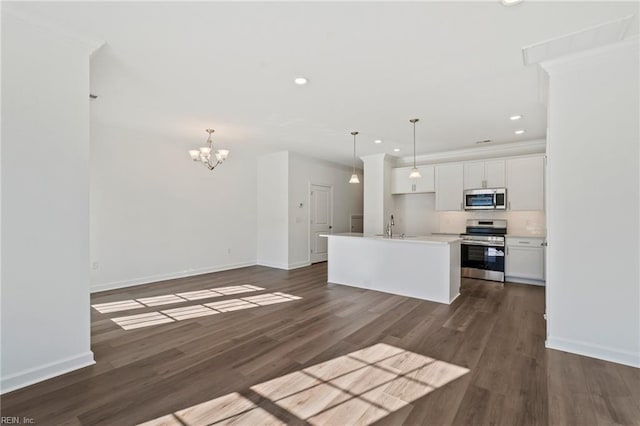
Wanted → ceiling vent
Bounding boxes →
[522,15,634,65]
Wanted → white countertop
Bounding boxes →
[506,233,546,239]
[321,232,461,245]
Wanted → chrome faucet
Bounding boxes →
[386,214,395,238]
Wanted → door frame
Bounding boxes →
[308,182,334,264]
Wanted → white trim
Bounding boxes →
[2,4,105,55]
[505,277,545,286]
[0,351,95,395]
[288,261,312,270]
[91,261,257,293]
[256,260,311,271]
[522,15,633,66]
[546,336,640,368]
[393,139,546,166]
[541,36,640,75]
[257,260,289,270]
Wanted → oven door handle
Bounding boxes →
[461,241,505,248]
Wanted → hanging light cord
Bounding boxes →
[410,118,419,168]
[413,121,416,168]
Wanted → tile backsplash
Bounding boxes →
[437,210,546,236]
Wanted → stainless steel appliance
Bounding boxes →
[461,219,507,282]
[464,188,507,210]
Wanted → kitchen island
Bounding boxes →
[323,233,461,304]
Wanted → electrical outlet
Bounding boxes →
[226,248,231,255]
[91,261,99,270]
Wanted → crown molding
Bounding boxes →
[2,3,105,55]
[393,139,546,166]
[522,15,634,66]
[360,153,393,163]
[541,36,639,76]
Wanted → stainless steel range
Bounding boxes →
[461,219,507,283]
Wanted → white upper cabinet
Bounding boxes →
[414,166,435,193]
[506,156,545,211]
[435,163,464,211]
[391,166,434,194]
[391,167,413,194]
[464,160,505,189]
[463,162,485,189]
[485,160,506,188]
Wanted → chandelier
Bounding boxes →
[188,129,229,171]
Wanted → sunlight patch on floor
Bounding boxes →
[137,343,470,425]
[111,312,175,330]
[110,292,302,330]
[92,285,266,313]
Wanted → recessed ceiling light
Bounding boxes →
[501,0,523,6]
[393,148,401,152]
[509,114,523,121]
[294,77,308,85]
[374,139,382,144]
[515,130,526,135]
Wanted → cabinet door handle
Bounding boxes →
[518,241,530,244]
[506,246,509,255]
[508,201,511,210]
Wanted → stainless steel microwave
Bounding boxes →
[464,188,507,210]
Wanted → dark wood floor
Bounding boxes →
[1,263,639,425]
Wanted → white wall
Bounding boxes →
[257,151,289,269]
[543,38,640,367]
[288,152,363,267]
[1,9,96,393]
[90,123,261,291]
[393,193,439,236]
[436,210,546,236]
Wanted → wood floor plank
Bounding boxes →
[1,263,637,426]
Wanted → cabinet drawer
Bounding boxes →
[506,237,545,247]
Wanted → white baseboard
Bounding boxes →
[0,351,95,395]
[287,261,312,270]
[256,260,289,270]
[546,336,640,368]
[257,260,312,270]
[505,277,546,286]
[91,261,257,293]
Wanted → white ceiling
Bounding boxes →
[13,1,640,166]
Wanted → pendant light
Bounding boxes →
[409,118,421,179]
[349,131,360,184]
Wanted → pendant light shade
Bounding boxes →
[409,118,421,179]
[349,131,360,184]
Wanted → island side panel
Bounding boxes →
[326,236,456,304]
[449,241,461,302]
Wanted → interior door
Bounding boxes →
[310,184,332,263]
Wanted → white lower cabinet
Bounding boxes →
[505,237,545,285]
